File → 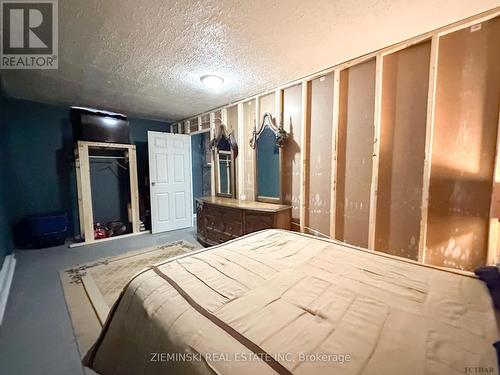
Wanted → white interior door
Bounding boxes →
[148,131,193,233]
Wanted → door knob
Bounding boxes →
[152,182,156,186]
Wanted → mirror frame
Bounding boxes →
[211,124,238,198]
[250,112,288,204]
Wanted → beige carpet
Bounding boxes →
[60,240,200,361]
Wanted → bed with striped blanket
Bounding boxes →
[84,229,499,375]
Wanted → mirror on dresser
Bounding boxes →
[211,123,238,198]
[250,112,288,203]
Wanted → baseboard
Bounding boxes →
[69,231,151,248]
[0,253,16,325]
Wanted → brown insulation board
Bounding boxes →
[243,100,256,201]
[335,59,376,247]
[426,17,500,271]
[201,114,211,130]
[282,84,302,228]
[375,42,431,260]
[214,110,222,127]
[306,74,334,236]
[226,105,238,137]
[259,92,276,120]
[189,118,199,133]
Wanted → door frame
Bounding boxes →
[74,140,141,245]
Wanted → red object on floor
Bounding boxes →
[94,223,107,239]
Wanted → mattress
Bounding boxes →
[84,229,499,375]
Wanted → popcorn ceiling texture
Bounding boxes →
[0,0,499,121]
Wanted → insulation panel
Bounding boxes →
[226,106,238,137]
[189,118,199,133]
[306,74,334,236]
[201,114,211,130]
[259,92,276,119]
[426,17,500,270]
[335,60,376,247]
[214,110,222,127]
[375,42,431,260]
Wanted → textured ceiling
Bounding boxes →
[1,0,499,121]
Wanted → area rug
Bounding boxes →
[60,240,200,361]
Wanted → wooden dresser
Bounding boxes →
[196,197,292,247]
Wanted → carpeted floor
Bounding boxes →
[60,240,199,360]
[0,227,199,375]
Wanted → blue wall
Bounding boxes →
[0,96,169,248]
[0,92,13,264]
[256,127,280,198]
[2,98,76,244]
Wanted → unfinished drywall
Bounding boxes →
[282,85,303,228]
[243,100,256,200]
[201,114,210,130]
[426,17,500,271]
[189,117,199,133]
[375,42,431,260]
[259,92,276,120]
[306,74,334,236]
[214,110,222,127]
[226,105,238,137]
[335,59,376,247]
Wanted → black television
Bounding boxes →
[71,106,130,144]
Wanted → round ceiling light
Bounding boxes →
[200,75,224,89]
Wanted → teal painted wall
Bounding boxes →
[0,96,169,246]
[2,97,76,245]
[256,127,280,198]
[0,92,13,264]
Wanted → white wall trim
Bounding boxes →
[0,254,16,326]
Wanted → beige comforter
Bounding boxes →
[84,229,499,375]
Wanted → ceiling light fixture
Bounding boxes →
[200,75,224,89]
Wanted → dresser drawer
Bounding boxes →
[223,220,242,236]
[205,204,242,235]
[206,230,234,244]
[244,212,275,234]
[196,198,291,247]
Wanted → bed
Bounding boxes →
[84,229,499,375]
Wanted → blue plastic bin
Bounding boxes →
[27,211,68,248]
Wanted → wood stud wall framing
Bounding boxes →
[329,70,340,239]
[488,108,500,266]
[367,56,383,251]
[209,112,216,197]
[237,103,245,200]
[418,35,439,263]
[180,7,500,270]
[299,81,310,233]
[75,141,140,245]
[282,84,303,228]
